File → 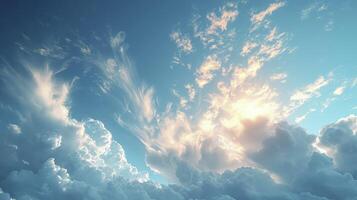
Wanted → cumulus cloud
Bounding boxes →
[317,115,357,178]
[0,1,356,198]
[0,62,148,199]
[2,38,357,200]
[250,122,315,182]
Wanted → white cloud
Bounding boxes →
[251,2,285,26]
[170,31,193,53]
[31,67,70,123]
[196,55,221,88]
[1,3,357,199]
[333,86,345,96]
[172,89,188,108]
[110,31,126,48]
[0,63,148,190]
[99,32,157,123]
[192,2,238,50]
[284,75,331,116]
[270,72,287,82]
[301,2,328,20]
[301,2,333,32]
[207,4,238,34]
[241,41,258,56]
[7,124,21,134]
[78,42,91,55]
[33,42,66,59]
[290,76,330,104]
[185,84,196,101]
[295,108,316,123]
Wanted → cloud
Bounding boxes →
[33,42,66,59]
[195,55,221,88]
[234,26,288,88]
[316,115,357,178]
[185,84,196,101]
[77,41,92,55]
[206,3,238,34]
[0,0,355,199]
[250,122,315,182]
[295,108,316,124]
[333,86,345,96]
[192,2,238,50]
[170,31,193,54]
[290,76,330,102]
[270,72,287,83]
[98,32,156,123]
[251,2,285,27]
[172,89,188,108]
[2,38,357,200]
[241,41,258,56]
[0,62,148,199]
[123,17,290,177]
[7,124,21,134]
[300,2,334,32]
[286,75,331,115]
[301,2,328,20]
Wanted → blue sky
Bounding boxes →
[0,0,357,199]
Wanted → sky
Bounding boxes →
[0,0,357,199]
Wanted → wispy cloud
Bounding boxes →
[192,2,238,50]
[285,74,332,116]
[0,62,148,187]
[195,55,221,88]
[333,86,345,96]
[251,1,285,29]
[7,123,21,134]
[185,84,196,101]
[207,3,238,34]
[270,72,287,83]
[290,76,330,104]
[241,41,258,56]
[301,2,334,31]
[295,108,316,123]
[100,32,157,123]
[170,31,193,54]
[301,2,328,20]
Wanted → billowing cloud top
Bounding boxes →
[0,0,356,200]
